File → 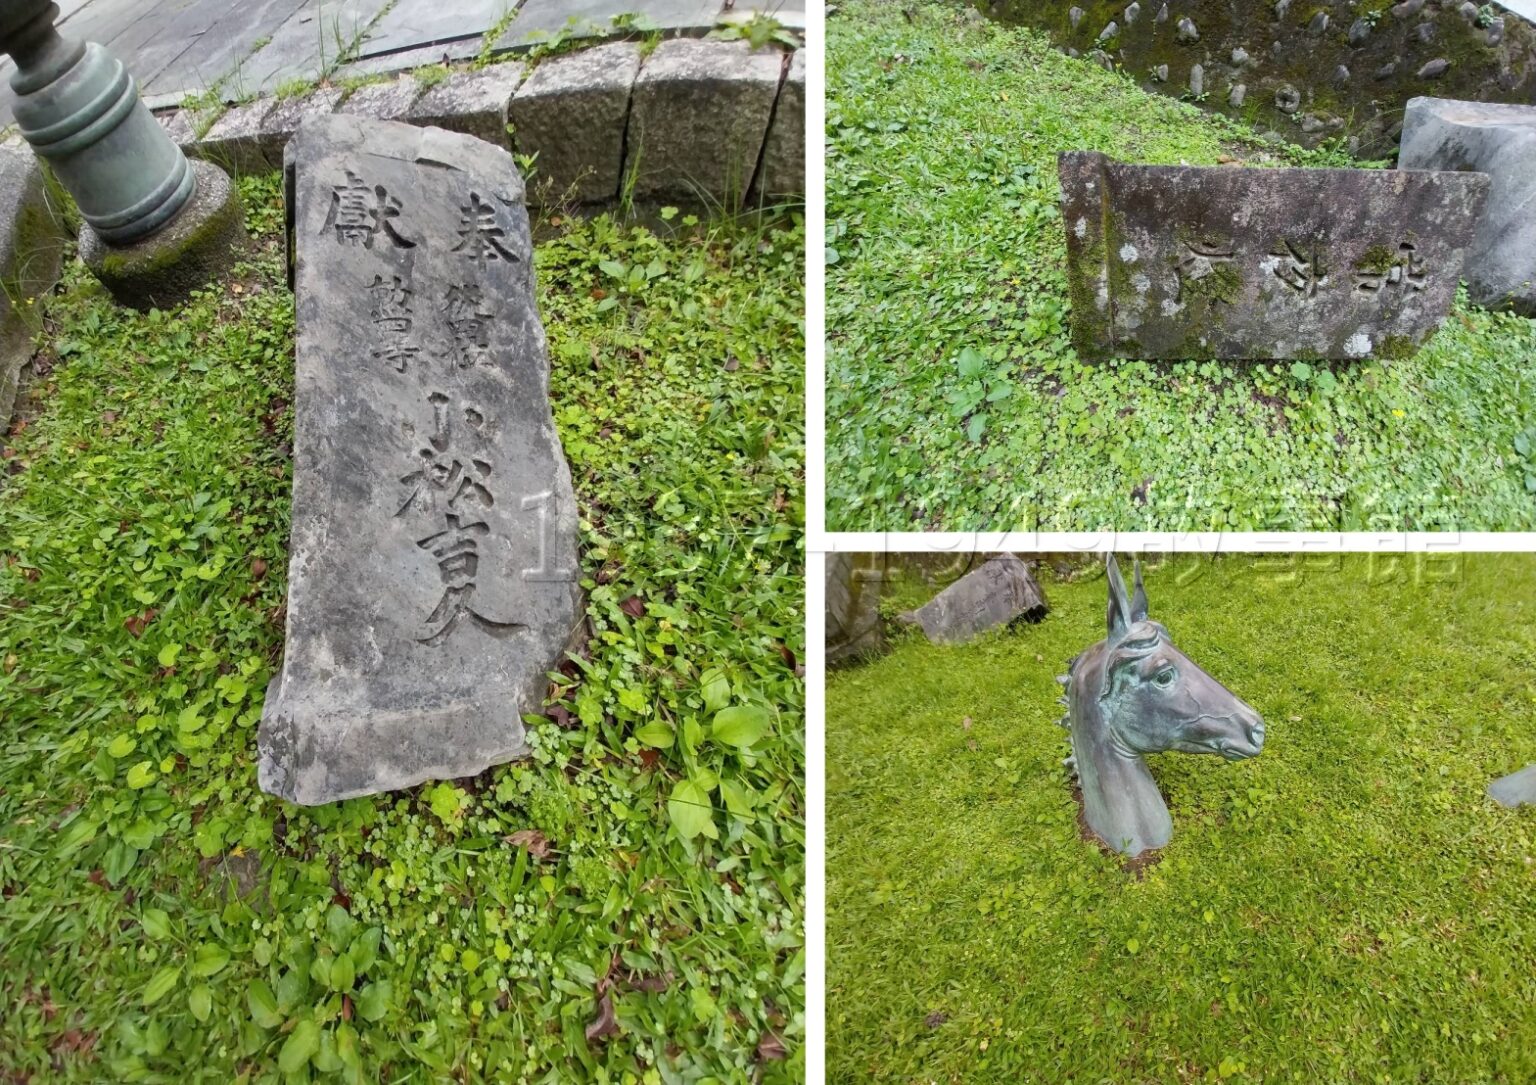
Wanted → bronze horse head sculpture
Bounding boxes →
[1062,556,1265,857]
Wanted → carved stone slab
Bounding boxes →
[898,554,1047,646]
[259,114,582,806]
[1400,97,1536,317]
[1489,764,1536,808]
[1058,152,1489,361]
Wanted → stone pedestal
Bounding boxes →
[0,0,243,308]
[79,160,244,310]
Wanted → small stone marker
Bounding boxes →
[1489,765,1536,808]
[1399,97,1536,317]
[1058,151,1489,360]
[259,114,582,806]
[898,554,1047,646]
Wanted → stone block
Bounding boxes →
[260,115,582,805]
[1489,765,1536,808]
[408,63,525,149]
[155,109,197,149]
[757,48,804,199]
[195,97,280,176]
[339,76,423,122]
[1058,151,1489,360]
[509,42,639,203]
[897,555,1048,646]
[1399,96,1536,316]
[79,160,247,312]
[261,87,347,153]
[0,145,66,427]
[627,39,783,202]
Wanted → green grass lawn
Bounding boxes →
[827,554,1536,1083]
[0,176,805,1082]
[825,0,1536,532]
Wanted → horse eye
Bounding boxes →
[1153,667,1176,687]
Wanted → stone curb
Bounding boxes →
[163,42,805,206]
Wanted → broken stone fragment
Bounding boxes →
[1231,47,1249,65]
[1489,765,1536,808]
[1349,17,1371,46]
[1098,20,1118,41]
[259,114,582,805]
[1418,58,1449,79]
[896,555,1048,645]
[1176,16,1198,41]
[1069,6,1084,30]
[1275,84,1302,112]
[1189,64,1204,96]
[1152,63,1169,82]
[1308,11,1329,34]
[1229,83,1246,107]
[1124,2,1140,24]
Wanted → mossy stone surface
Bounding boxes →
[80,161,247,311]
[0,146,68,427]
[1059,150,1489,360]
[986,0,1536,151]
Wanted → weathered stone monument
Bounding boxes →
[1399,96,1536,316]
[1063,557,1264,857]
[1489,764,1536,808]
[826,553,889,665]
[0,144,66,427]
[258,114,582,806]
[898,553,1048,645]
[1059,152,1489,361]
[0,0,243,309]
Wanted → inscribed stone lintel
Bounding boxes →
[1058,151,1489,361]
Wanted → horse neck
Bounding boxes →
[1070,649,1172,855]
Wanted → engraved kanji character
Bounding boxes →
[1270,239,1326,297]
[1354,242,1428,293]
[368,274,414,334]
[323,170,416,249]
[1171,238,1238,305]
[373,340,421,373]
[451,192,519,262]
[442,284,492,367]
[396,394,494,515]
[414,513,523,645]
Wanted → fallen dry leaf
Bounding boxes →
[505,829,552,859]
[585,991,619,1043]
[757,1031,788,1060]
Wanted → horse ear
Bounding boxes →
[1130,558,1149,623]
[1105,554,1131,641]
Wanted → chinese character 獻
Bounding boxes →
[323,170,415,249]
